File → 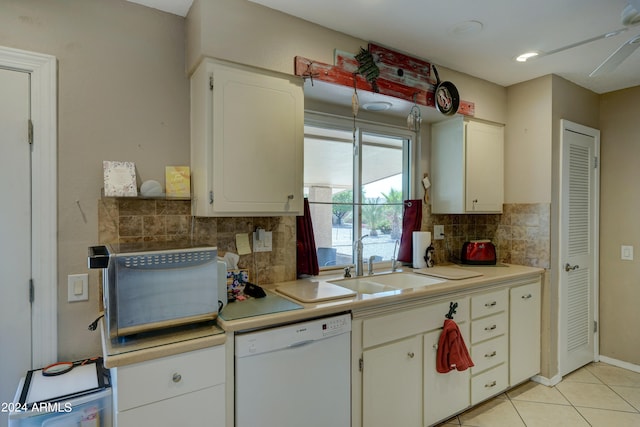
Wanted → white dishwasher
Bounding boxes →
[235,313,351,427]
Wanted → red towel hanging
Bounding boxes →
[436,319,474,373]
[296,198,319,277]
[397,199,422,263]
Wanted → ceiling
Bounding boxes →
[131,0,640,96]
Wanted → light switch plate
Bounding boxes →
[621,245,634,261]
[434,225,445,240]
[253,231,273,252]
[68,273,88,302]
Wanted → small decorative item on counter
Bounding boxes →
[165,166,190,198]
[103,160,137,197]
[227,269,249,302]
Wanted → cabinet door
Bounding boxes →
[191,59,303,216]
[423,323,471,426]
[510,280,542,385]
[465,120,504,213]
[430,117,503,214]
[362,335,422,427]
[213,62,303,215]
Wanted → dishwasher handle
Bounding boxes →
[288,339,315,349]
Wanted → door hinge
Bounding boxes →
[29,279,34,303]
[209,191,214,205]
[28,119,34,145]
[209,76,213,91]
[594,156,598,168]
[359,357,363,372]
[594,320,598,333]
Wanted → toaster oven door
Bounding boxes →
[112,250,218,337]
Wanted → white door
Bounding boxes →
[0,67,31,423]
[558,120,599,377]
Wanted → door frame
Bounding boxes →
[0,46,57,368]
[557,119,600,376]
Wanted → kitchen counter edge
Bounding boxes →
[218,264,545,332]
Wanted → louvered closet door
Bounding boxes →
[559,121,599,377]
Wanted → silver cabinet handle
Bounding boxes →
[485,301,497,308]
[521,294,533,299]
[485,325,497,331]
[172,373,182,383]
[408,351,415,358]
[485,351,497,358]
[485,380,497,388]
[565,263,579,272]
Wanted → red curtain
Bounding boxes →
[296,198,319,277]
[397,199,422,263]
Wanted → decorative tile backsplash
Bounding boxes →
[424,202,551,269]
[98,198,297,284]
[98,199,550,286]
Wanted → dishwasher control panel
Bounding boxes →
[235,313,351,357]
[321,315,350,337]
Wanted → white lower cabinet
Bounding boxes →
[362,335,422,427]
[112,345,225,427]
[354,276,542,427]
[510,280,542,385]
[423,323,471,426]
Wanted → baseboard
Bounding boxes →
[531,373,562,387]
[598,355,640,373]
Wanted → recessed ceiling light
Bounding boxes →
[362,102,392,111]
[515,51,540,62]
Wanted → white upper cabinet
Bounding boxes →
[190,58,304,216]
[430,117,504,214]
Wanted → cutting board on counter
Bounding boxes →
[414,265,483,280]
[276,282,356,303]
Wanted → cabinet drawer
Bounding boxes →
[471,335,507,374]
[117,383,225,427]
[362,297,469,348]
[115,345,225,412]
[471,312,507,344]
[471,288,508,319]
[471,364,508,405]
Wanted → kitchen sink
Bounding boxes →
[366,272,446,289]
[327,277,399,294]
[328,272,446,294]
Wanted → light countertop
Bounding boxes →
[217,263,544,332]
[100,319,226,368]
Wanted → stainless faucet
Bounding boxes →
[354,234,369,276]
[391,239,400,272]
[368,255,376,275]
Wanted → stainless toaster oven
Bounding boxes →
[88,241,221,339]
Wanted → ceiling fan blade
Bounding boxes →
[589,34,640,76]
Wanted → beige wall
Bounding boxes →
[0,0,190,360]
[505,75,600,379]
[599,86,640,365]
[505,76,552,204]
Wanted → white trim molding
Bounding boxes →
[599,355,640,374]
[0,46,58,368]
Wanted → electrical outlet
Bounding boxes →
[621,245,634,261]
[434,225,445,240]
[253,231,273,252]
[68,273,88,302]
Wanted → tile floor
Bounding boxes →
[437,362,640,427]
